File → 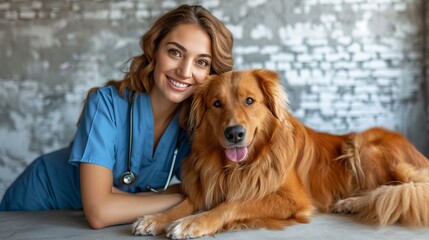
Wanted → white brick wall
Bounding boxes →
[0,0,427,199]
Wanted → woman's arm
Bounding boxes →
[80,163,184,229]
[112,183,182,195]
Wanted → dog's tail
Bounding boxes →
[335,162,429,227]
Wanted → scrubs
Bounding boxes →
[0,86,190,210]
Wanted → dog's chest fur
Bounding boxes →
[182,145,286,211]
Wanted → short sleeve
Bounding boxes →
[69,88,118,170]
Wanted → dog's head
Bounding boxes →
[188,69,289,163]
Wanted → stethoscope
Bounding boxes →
[119,100,180,193]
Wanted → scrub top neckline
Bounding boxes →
[133,93,180,164]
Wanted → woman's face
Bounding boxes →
[152,23,212,104]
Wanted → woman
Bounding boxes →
[0,4,233,229]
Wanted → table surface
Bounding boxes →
[1,211,429,240]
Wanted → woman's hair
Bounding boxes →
[78,4,233,128]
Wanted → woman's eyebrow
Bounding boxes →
[166,41,212,59]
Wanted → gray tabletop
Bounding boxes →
[1,211,428,240]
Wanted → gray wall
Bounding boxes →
[1,0,428,199]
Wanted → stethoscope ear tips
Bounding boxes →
[120,171,136,186]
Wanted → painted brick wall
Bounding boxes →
[0,0,428,198]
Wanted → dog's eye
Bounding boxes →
[213,100,222,108]
[245,97,254,105]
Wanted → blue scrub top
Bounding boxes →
[69,85,190,192]
[0,85,190,210]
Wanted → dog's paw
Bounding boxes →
[131,215,165,236]
[166,215,216,239]
[331,197,359,214]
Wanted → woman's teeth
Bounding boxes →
[169,78,189,88]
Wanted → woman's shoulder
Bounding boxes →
[90,85,129,103]
[80,85,129,127]
[97,85,121,97]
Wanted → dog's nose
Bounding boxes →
[224,125,246,144]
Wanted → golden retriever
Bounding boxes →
[132,69,429,238]
[132,69,314,238]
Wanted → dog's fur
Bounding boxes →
[132,69,429,238]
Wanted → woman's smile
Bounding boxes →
[167,76,191,91]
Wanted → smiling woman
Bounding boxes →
[152,23,212,105]
[0,4,234,230]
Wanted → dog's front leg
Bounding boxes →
[166,193,312,239]
[132,197,197,236]
[166,209,223,239]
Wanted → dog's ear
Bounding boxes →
[188,76,213,132]
[253,69,288,121]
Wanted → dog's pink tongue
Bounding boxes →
[225,147,248,162]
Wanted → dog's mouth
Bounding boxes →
[223,128,257,163]
[225,147,248,162]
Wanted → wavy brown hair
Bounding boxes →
[78,4,234,128]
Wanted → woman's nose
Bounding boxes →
[177,59,192,79]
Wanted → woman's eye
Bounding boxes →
[196,59,209,67]
[213,100,222,108]
[245,97,254,105]
[168,49,181,57]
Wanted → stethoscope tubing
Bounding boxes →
[121,98,179,192]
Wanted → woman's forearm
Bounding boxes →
[80,163,184,229]
[85,192,184,229]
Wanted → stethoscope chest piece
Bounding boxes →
[120,171,136,186]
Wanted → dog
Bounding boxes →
[132,69,314,238]
[132,69,429,238]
